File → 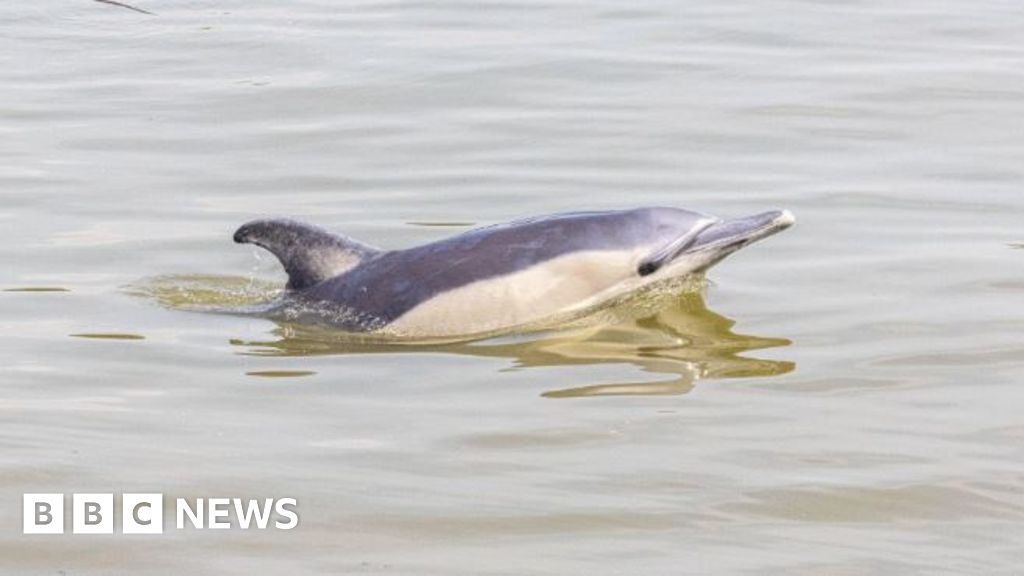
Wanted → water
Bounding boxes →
[3,0,1024,573]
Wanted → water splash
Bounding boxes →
[127,273,395,333]
[125,274,283,313]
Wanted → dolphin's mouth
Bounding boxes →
[685,209,795,261]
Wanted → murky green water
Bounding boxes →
[3,0,1024,573]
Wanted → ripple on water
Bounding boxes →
[69,333,146,340]
[405,221,476,228]
[3,287,70,292]
[719,483,1024,523]
[453,428,619,450]
[245,370,317,378]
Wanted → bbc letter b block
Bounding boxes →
[73,493,114,534]
[23,494,64,534]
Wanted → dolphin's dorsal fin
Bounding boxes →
[234,219,379,290]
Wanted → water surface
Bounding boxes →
[2,0,1023,573]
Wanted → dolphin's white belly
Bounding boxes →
[387,248,649,337]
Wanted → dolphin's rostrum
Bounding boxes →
[234,207,794,338]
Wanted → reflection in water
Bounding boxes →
[131,274,793,397]
[230,291,794,398]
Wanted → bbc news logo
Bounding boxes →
[23,494,298,534]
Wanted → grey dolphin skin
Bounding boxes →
[234,207,794,337]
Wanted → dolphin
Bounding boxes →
[233,207,794,338]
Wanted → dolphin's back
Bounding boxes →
[299,207,708,326]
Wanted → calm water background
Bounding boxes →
[2,0,1024,573]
